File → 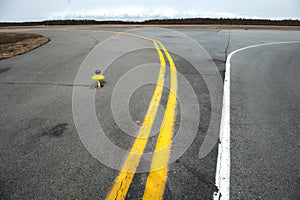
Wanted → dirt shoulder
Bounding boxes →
[0,24,300,31]
[0,32,50,59]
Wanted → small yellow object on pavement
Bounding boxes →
[92,74,105,80]
[92,70,105,88]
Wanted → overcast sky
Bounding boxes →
[0,0,299,22]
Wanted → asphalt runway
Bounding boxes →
[0,27,299,199]
[230,42,300,199]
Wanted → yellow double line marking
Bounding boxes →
[143,41,177,199]
[97,30,177,200]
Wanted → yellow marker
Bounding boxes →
[106,41,166,200]
[91,30,178,199]
[143,41,178,200]
[92,70,105,88]
[93,30,154,43]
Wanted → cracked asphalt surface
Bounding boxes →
[0,27,299,199]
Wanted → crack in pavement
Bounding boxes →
[225,31,231,62]
[0,81,92,88]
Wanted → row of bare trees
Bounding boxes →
[143,18,300,26]
[1,18,299,27]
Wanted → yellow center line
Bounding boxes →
[106,39,166,200]
[143,41,178,200]
[93,30,154,42]
[91,30,177,199]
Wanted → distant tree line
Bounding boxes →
[0,19,131,26]
[143,18,300,26]
[0,18,299,27]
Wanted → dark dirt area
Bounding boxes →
[0,32,50,59]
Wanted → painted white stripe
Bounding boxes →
[214,41,300,200]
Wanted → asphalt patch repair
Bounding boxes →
[42,123,68,137]
[0,32,50,59]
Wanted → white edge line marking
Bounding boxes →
[214,41,300,200]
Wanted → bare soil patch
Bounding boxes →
[0,32,50,59]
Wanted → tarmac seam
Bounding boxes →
[0,81,92,87]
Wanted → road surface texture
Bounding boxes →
[230,43,300,199]
[0,27,299,199]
